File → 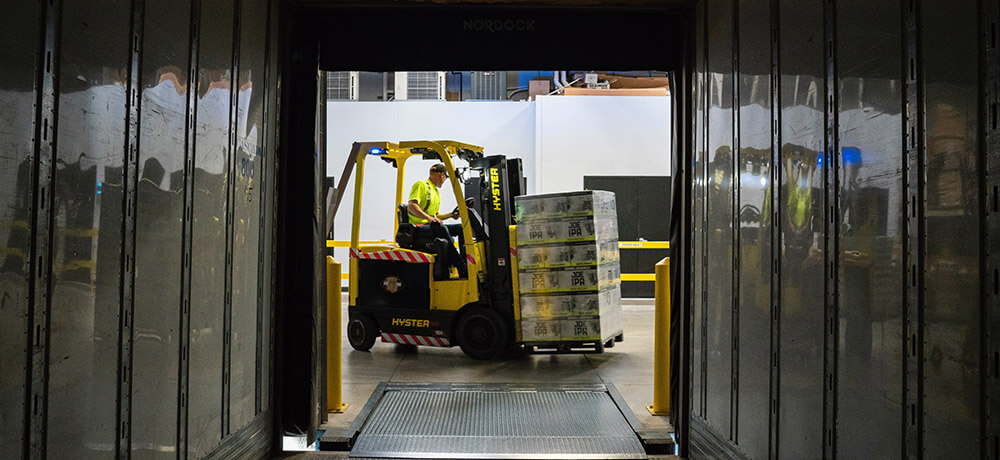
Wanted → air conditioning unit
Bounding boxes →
[326,71,359,100]
[394,72,446,100]
[470,71,507,100]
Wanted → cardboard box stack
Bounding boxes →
[514,191,623,344]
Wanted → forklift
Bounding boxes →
[344,140,618,360]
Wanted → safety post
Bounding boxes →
[647,257,670,416]
[327,256,348,413]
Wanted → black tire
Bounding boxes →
[604,339,615,349]
[614,333,624,343]
[347,315,378,351]
[456,306,508,360]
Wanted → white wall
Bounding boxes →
[326,96,673,266]
[326,101,536,264]
[534,95,672,193]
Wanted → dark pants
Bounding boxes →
[414,222,465,267]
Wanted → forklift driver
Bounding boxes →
[407,163,467,277]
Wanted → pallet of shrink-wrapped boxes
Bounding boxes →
[514,190,624,352]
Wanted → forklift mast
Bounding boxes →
[505,158,526,199]
[467,155,524,317]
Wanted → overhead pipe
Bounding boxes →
[546,71,583,96]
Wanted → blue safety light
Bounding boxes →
[369,147,385,155]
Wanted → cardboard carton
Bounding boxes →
[515,190,617,222]
[516,239,619,269]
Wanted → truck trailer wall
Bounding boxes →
[688,0,989,457]
[0,0,280,458]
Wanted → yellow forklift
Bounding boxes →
[344,140,621,359]
[345,140,525,359]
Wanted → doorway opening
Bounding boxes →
[273,4,691,457]
[318,68,672,457]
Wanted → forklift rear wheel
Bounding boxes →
[348,315,378,351]
[456,307,508,360]
[614,333,624,342]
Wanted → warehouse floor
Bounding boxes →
[320,295,672,436]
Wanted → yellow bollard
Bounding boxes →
[327,256,348,413]
[647,257,670,416]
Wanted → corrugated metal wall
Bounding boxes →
[0,0,279,458]
[687,0,991,457]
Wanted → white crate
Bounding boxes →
[515,190,617,222]
[518,264,620,293]
[519,318,563,341]
[516,240,619,269]
[519,313,622,343]
[519,288,622,318]
[515,217,618,245]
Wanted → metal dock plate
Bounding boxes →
[349,383,647,459]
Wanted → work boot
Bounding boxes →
[431,238,450,280]
[456,261,468,279]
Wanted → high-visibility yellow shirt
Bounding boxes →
[407,179,440,224]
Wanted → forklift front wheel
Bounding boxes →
[456,307,508,360]
[348,315,379,351]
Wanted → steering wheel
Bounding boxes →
[453,197,475,219]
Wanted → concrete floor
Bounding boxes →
[320,296,672,437]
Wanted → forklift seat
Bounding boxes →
[396,204,442,255]
[395,204,451,280]
[395,204,415,249]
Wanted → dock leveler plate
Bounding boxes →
[321,382,672,459]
